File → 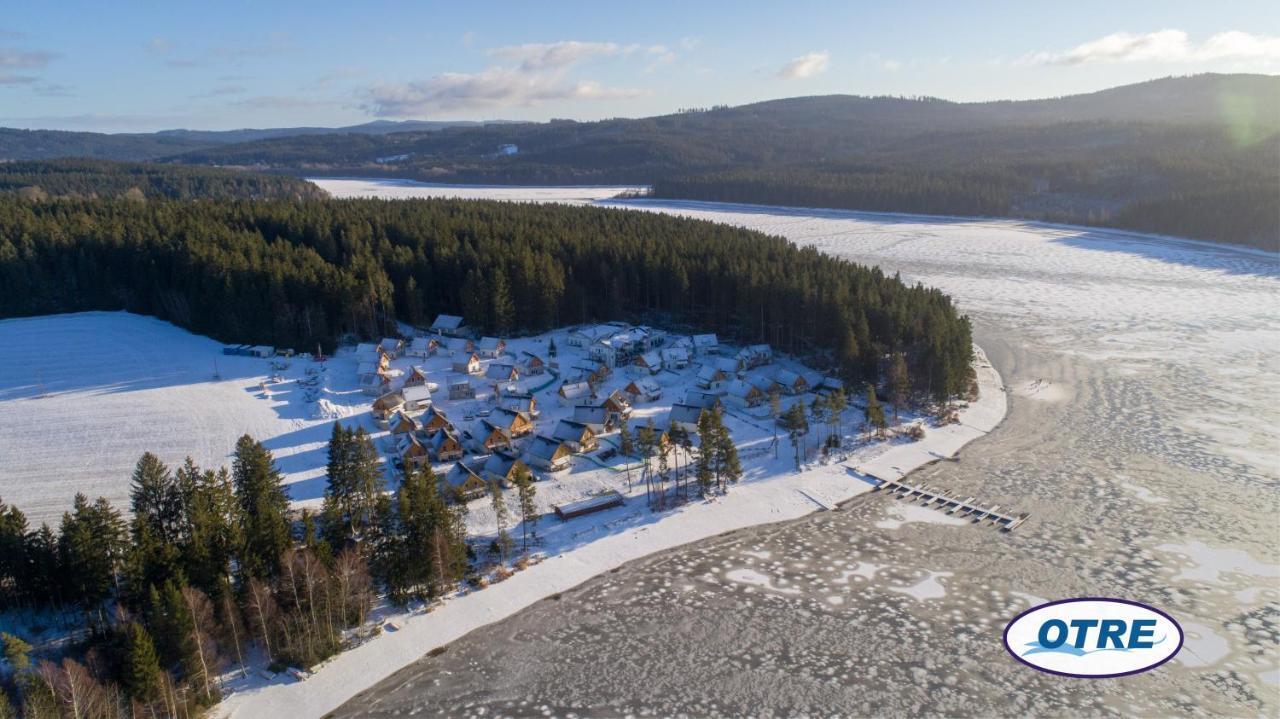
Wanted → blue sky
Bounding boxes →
[2,0,1277,132]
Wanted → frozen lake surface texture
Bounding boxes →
[294,181,1280,714]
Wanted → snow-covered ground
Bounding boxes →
[0,313,366,523]
[316,178,643,204]
[215,348,1005,719]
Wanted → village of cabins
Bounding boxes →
[350,313,843,518]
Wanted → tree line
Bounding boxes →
[0,195,975,400]
[0,160,326,203]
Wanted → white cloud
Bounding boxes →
[366,38,655,116]
[1025,29,1280,65]
[778,50,829,79]
[365,65,644,116]
[0,46,56,86]
[489,41,623,71]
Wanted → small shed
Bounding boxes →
[554,491,625,520]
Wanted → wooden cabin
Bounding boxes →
[476,337,506,358]
[483,454,529,487]
[489,407,534,438]
[407,337,438,358]
[402,365,430,387]
[431,314,468,337]
[420,406,453,435]
[668,403,708,433]
[396,434,430,472]
[372,390,406,422]
[431,428,465,462]
[520,351,546,375]
[558,380,594,405]
[387,410,420,435]
[485,363,520,382]
[624,378,662,403]
[552,419,598,453]
[524,435,572,472]
[470,421,513,454]
[379,337,405,359]
[451,352,481,375]
[443,462,488,501]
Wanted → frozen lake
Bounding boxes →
[312,179,1280,717]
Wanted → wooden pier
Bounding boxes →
[866,475,1029,532]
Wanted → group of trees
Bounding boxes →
[0,425,480,718]
[0,195,975,401]
[618,408,742,509]
[0,159,326,203]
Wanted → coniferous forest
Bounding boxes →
[0,195,975,399]
[0,428,468,717]
[0,159,327,202]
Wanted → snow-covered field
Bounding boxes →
[316,178,643,204]
[0,313,365,522]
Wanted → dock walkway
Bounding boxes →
[862,473,1029,531]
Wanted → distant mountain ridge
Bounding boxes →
[0,119,522,162]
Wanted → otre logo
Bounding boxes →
[1003,598,1183,678]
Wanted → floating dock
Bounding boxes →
[865,475,1029,532]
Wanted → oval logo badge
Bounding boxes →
[1003,598,1183,678]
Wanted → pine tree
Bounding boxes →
[865,383,887,437]
[512,467,537,553]
[618,415,634,491]
[715,412,742,491]
[231,435,291,579]
[768,388,782,459]
[489,480,512,563]
[1,632,31,672]
[58,494,126,609]
[888,352,909,425]
[120,623,161,701]
[695,411,715,496]
[782,403,809,470]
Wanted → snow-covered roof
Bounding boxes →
[559,381,592,398]
[402,385,432,403]
[525,435,568,461]
[485,363,518,380]
[409,337,433,351]
[451,351,478,363]
[628,377,661,394]
[484,453,524,478]
[477,336,504,351]
[380,338,403,352]
[693,333,718,348]
[724,379,761,398]
[662,347,689,362]
[684,390,721,408]
[355,342,378,355]
[697,364,727,381]
[553,419,593,442]
[668,403,706,426]
[638,350,662,367]
[432,314,465,330]
[572,405,609,426]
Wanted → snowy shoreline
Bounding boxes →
[216,346,1008,719]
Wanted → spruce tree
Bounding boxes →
[120,623,161,701]
[888,352,909,424]
[231,435,291,579]
[1,632,31,672]
[489,480,512,563]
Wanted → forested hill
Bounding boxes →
[0,159,327,201]
[160,74,1280,250]
[0,196,974,400]
[0,120,514,162]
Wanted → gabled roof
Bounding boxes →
[525,434,569,461]
[669,403,706,425]
[355,342,378,355]
[409,337,434,351]
[685,390,721,408]
[477,336,504,351]
[724,379,761,398]
[490,406,529,427]
[484,453,525,478]
[626,377,661,394]
[485,363,519,380]
[431,427,460,450]
[559,380,592,397]
[432,314,465,330]
[693,333,718,347]
[380,337,403,351]
[553,419,594,442]
[445,461,485,489]
[572,405,609,426]
[697,364,727,381]
[638,350,662,367]
[661,347,689,362]
[402,384,432,403]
